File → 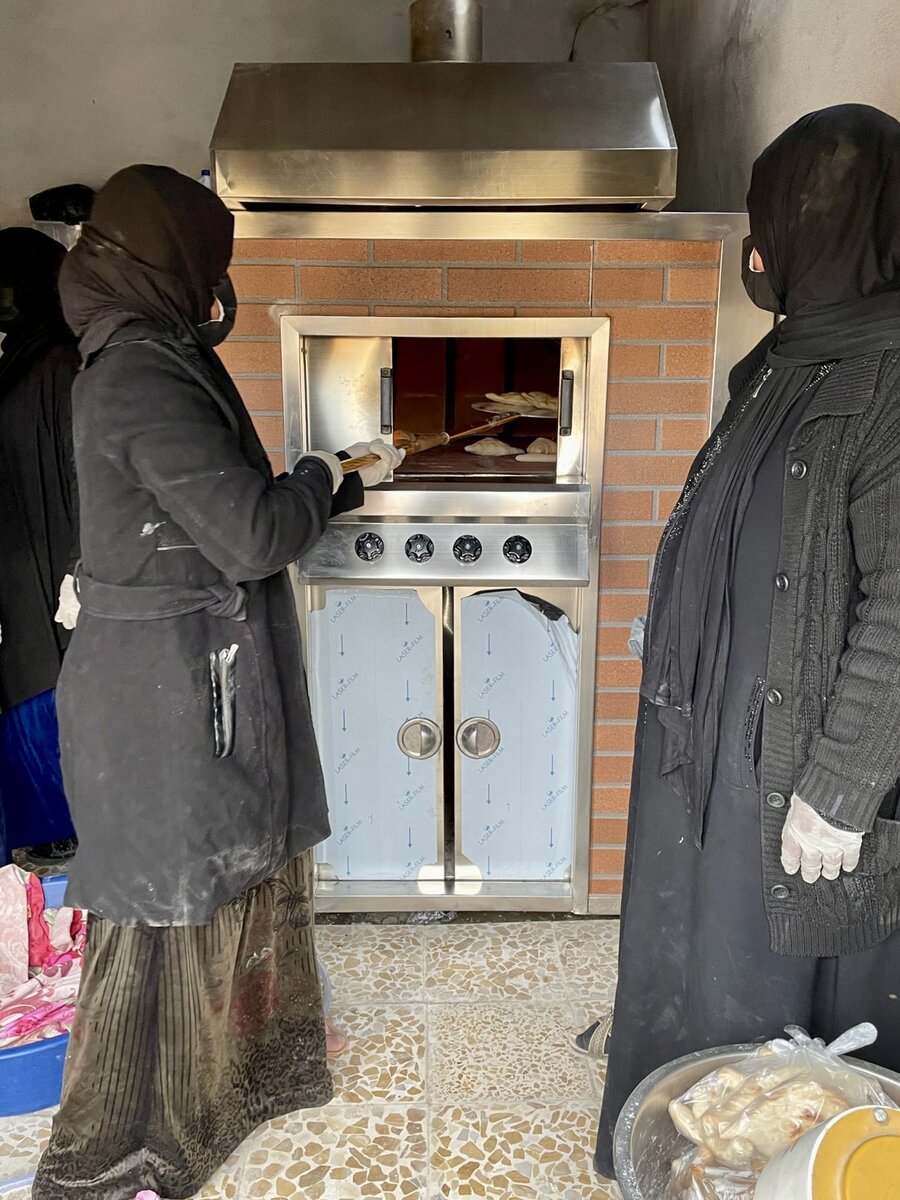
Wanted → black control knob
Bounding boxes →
[405,533,434,563]
[503,535,533,564]
[354,532,385,562]
[453,535,482,564]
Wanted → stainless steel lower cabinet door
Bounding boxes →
[308,587,443,881]
[456,589,579,882]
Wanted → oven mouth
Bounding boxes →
[388,334,565,483]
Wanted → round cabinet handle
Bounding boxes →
[456,717,501,760]
[397,717,442,760]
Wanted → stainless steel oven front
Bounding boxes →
[282,317,608,913]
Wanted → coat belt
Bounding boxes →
[75,569,248,622]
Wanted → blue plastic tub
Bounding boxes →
[0,875,71,1117]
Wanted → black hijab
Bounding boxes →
[0,228,70,387]
[59,164,234,359]
[749,103,900,362]
[642,105,900,842]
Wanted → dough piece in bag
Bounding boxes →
[465,437,519,456]
[707,1080,849,1167]
[527,437,557,456]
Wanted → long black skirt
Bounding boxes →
[593,703,900,1178]
[33,851,332,1200]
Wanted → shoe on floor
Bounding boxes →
[574,1011,613,1057]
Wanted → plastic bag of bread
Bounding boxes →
[666,1147,757,1200]
[665,1024,896,1195]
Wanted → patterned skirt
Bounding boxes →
[33,852,332,1200]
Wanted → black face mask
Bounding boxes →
[196,274,237,347]
[741,235,784,315]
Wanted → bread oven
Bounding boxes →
[280,316,606,910]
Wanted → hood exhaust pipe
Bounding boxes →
[409,0,483,63]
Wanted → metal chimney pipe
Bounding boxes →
[409,0,483,63]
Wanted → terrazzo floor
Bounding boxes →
[0,918,622,1200]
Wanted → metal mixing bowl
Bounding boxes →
[613,1044,900,1200]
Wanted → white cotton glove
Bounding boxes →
[301,451,344,495]
[55,574,80,630]
[781,794,864,884]
[344,439,405,487]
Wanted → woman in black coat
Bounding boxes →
[33,165,401,1200]
[0,228,79,864]
[593,106,900,1179]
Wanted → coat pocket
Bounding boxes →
[210,644,239,758]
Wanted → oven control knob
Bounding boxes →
[453,535,482,564]
[405,533,434,563]
[503,535,533,564]
[354,531,384,562]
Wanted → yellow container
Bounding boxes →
[756,1105,900,1200]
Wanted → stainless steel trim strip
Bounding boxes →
[314,879,574,912]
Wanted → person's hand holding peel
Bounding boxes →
[344,438,405,486]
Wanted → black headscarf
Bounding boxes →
[748,103,900,362]
[642,105,900,842]
[0,228,70,387]
[59,164,234,359]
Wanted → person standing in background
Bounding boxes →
[0,228,79,867]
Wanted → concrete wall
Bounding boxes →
[651,0,900,211]
[0,0,647,225]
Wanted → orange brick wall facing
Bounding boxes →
[223,237,721,904]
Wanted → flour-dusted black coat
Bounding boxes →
[59,323,363,926]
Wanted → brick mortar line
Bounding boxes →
[605,448,698,457]
[234,259,378,267]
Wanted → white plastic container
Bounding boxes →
[755,1105,900,1200]
[198,168,212,189]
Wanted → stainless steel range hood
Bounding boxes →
[210,60,677,211]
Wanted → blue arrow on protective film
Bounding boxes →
[486,784,492,807]
[486,633,492,656]
[339,634,345,657]
[341,710,347,733]
[343,784,349,806]
[408,827,413,848]
[346,856,351,876]
[486,855,492,877]
[404,602,410,627]
[549,827,555,849]
[550,754,556,777]
[406,758,412,777]
[405,679,411,703]
[551,680,556,702]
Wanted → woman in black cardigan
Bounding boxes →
[593,104,900,1179]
